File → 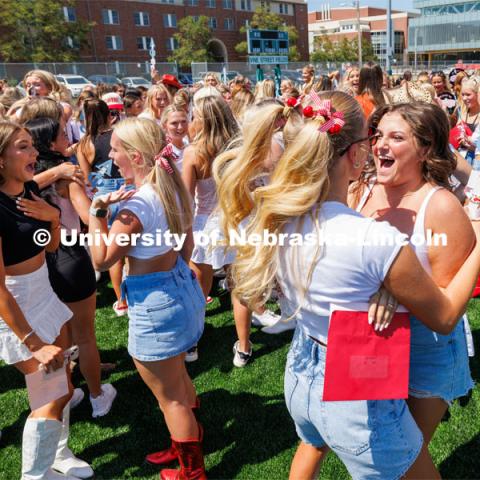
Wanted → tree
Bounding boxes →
[235,7,301,61]
[0,0,93,62]
[168,16,214,68]
[311,34,378,63]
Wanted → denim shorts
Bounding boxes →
[121,257,205,362]
[285,327,423,480]
[409,315,474,403]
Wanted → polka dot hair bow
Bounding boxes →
[304,90,346,135]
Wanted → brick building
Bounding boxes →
[308,5,419,65]
[65,0,308,63]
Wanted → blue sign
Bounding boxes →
[249,55,289,65]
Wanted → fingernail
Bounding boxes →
[368,316,373,325]
[374,323,379,331]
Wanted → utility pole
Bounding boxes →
[386,0,392,74]
[356,0,362,66]
[414,26,418,72]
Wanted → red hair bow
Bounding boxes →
[307,90,346,135]
[154,143,178,175]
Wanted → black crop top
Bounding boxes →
[0,181,51,267]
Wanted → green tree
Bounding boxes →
[168,16,213,68]
[0,0,93,62]
[235,7,301,61]
[311,34,378,63]
[311,35,336,62]
[352,37,378,62]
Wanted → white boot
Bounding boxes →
[22,418,76,479]
[52,401,94,479]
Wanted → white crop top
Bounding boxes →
[120,183,178,258]
[276,202,403,343]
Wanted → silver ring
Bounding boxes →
[387,302,395,309]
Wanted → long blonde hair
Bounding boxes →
[113,117,192,234]
[144,84,172,119]
[230,88,254,123]
[254,79,275,103]
[231,91,364,310]
[0,121,27,185]
[192,95,239,177]
[23,70,63,100]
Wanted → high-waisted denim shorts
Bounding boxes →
[285,327,423,480]
[121,257,205,362]
[409,315,473,403]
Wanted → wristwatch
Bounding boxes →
[89,206,109,218]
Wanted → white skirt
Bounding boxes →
[0,262,72,365]
[191,212,236,270]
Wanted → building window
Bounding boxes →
[163,14,177,28]
[279,3,289,14]
[66,36,80,49]
[209,17,217,29]
[102,9,119,25]
[106,35,123,50]
[134,11,150,26]
[63,6,76,22]
[206,0,216,6]
[166,38,179,51]
[162,0,175,3]
[222,0,233,8]
[185,0,199,5]
[240,0,252,10]
[192,15,200,21]
[137,36,153,50]
[224,18,234,30]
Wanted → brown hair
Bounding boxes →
[0,121,28,185]
[358,62,386,108]
[18,97,63,124]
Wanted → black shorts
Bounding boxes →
[46,241,96,303]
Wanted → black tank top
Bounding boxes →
[91,130,121,179]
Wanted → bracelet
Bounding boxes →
[20,330,35,344]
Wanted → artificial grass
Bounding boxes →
[1,283,479,479]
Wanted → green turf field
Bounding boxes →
[1,283,479,479]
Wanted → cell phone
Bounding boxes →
[28,86,38,97]
[63,345,79,362]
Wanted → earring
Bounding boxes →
[353,161,360,168]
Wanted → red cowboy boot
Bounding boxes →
[146,400,201,466]
[159,434,207,480]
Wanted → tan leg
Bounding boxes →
[190,262,213,299]
[289,442,329,480]
[133,355,199,440]
[232,294,252,353]
[67,292,102,398]
[403,443,441,479]
[407,396,448,445]
[109,259,127,308]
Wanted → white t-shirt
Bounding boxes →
[120,183,179,258]
[172,144,185,173]
[138,110,162,125]
[276,202,403,343]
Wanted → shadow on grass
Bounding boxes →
[439,433,480,479]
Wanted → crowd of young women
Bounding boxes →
[0,63,480,479]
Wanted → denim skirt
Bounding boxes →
[121,257,205,362]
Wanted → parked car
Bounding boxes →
[88,74,121,85]
[178,73,193,86]
[121,77,151,88]
[55,74,94,97]
[279,70,303,85]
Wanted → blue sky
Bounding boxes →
[307,0,416,13]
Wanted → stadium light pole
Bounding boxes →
[340,1,362,66]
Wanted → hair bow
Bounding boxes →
[306,90,346,135]
[154,144,178,175]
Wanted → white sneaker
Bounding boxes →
[218,278,229,291]
[233,341,252,368]
[112,301,128,317]
[53,451,94,479]
[262,317,296,334]
[252,310,281,327]
[70,388,84,410]
[90,384,117,418]
[185,345,198,362]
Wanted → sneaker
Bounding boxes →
[233,341,252,368]
[218,278,229,291]
[113,300,128,317]
[262,317,296,334]
[206,296,214,305]
[213,267,226,278]
[90,384,117,418]
[185,346,198,363]
[70,388,84,409]
[95,270,101,282]
[252,310,281,327]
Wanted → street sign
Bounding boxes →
[249,56,289,65]
[247,30,289,55]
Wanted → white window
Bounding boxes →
[240,0,252,10]
[163,14,177,28]
[224,18,234,30]
[106,35,123,50]
[63,6,76,22]
[206,0,216,7]
[222,0,233,8]
[209,17,217,29]
[102,9,119,25]
[279,3,289,14]
[166,38,179,51]
[137,36,153,50]
[134,11,150,26]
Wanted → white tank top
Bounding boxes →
[356,183,442,274]
[195,177,217,216]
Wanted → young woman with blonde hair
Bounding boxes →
[228,90,480,479]
[0,121,93,479]
[230,88,254,124]
[300,64,315,95]
[254,79,275,103]
[88,117,206,480]
[160,104,189,172]
[139,83,172,124]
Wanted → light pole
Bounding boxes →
[386,0,392,74]
[414,26,418,72]
[355,0,362,66]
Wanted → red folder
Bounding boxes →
[323,310,410,401]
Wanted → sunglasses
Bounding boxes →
[338,127,378,156]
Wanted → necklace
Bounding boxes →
[3,188,26,201]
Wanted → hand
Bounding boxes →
[17,192,60,224]
[31,344,64,373]
[368,286,398,331]
[54,162,84,185]
[92,185,135,209]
